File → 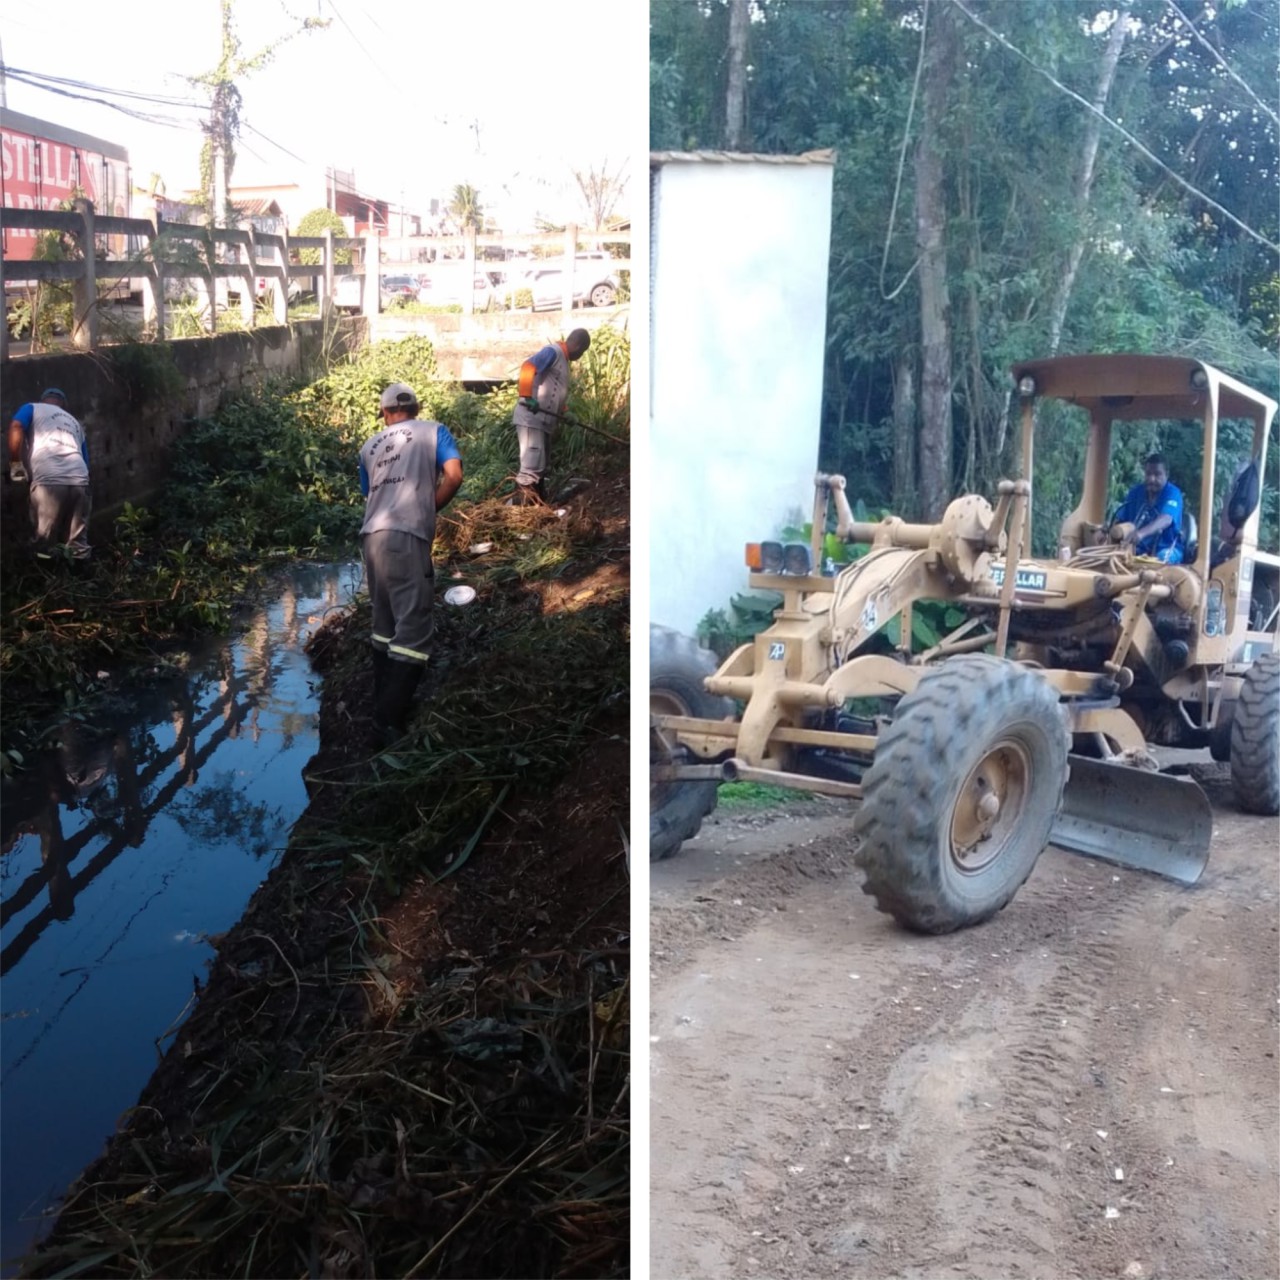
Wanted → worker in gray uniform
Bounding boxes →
[358,383,464,741]
[510,327,590,504]
[7,388,92,560]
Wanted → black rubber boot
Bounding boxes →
[375,659,425,737]
[371,645,390,695]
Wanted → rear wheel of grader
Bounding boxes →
[854,655,1070,933]
[1230,651,1280,815]
[650,626,732,861]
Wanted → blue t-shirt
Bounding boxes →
[1113,480,1184,563]
[358,422,460,496]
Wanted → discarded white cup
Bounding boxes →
[443,585,476,606]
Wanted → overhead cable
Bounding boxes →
[949,0,1279,254]
[1164,0,1280,130]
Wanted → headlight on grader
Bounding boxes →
[783,543,812,575]
[745,542,810,574]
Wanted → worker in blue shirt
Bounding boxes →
[1108,453,1184,564]
[7,388,92,560]
[509,328,590,504]
[358,383,464,741]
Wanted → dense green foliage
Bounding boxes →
[0,327,630,754]
[653,0,1279,551]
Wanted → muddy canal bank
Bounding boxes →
[17,462,631,1279]
[1,562,362,1267]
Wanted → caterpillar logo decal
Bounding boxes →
[989,564,1049,592]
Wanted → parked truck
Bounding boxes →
[1,106,138,304]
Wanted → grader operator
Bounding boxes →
[651,354,1279,934]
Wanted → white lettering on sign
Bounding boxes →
[768,642,786,661]
[989,564,1048,592]
[0,126,125,260]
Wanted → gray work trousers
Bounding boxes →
[516,423,550,489]
[30,484,91,558]
[362,528,434,664]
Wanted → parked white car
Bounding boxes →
[522,252,622,310]
[416,266,501,310]
[333,274,365,313]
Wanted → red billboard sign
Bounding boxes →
[2,114,130,260]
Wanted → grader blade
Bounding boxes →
[1049,755,1212,885]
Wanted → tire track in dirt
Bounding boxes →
[724,855,1153,1279]
[653,771,1279,1280]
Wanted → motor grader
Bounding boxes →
[650,354,1280,933]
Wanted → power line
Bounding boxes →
[241,119,311,166]
[949,0,1279,254]
[7,66,202,110]
[350,1,387,36]
[1164,0,1279,130]
[2,67,203,130]
[325,0,380,77]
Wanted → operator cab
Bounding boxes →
[1010,354,1278,665]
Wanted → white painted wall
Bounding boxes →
[649,154,834,637]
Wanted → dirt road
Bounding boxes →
[650,761,1279,1280]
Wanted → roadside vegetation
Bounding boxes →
[718,780,814,809]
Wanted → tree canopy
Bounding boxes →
[295,208,352,266]
[446,184,485,232]
[651,0,1279,546]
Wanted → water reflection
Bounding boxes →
[0,560,360,1268]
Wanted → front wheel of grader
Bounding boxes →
[650,626,732,861]
[854,655,1070,934]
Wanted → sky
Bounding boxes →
[0,0,644,230]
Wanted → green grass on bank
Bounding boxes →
[717,780,817,810]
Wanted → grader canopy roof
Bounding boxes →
[1010,354,1277,426]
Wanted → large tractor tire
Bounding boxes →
[854,655,1069,934]
[650,626,730,862]
[1230,651,1280,815]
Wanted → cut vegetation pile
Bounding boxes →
[14,331,631,1278]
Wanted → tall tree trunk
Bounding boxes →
[725,0,749,149]
[914,0,959,519]
[1045,4,1131,355]
[892,348,918,514]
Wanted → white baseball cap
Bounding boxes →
[380,383,418,411]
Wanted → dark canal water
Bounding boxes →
[0,561,361,1269]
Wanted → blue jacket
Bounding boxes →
[1113,480,1184,563]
